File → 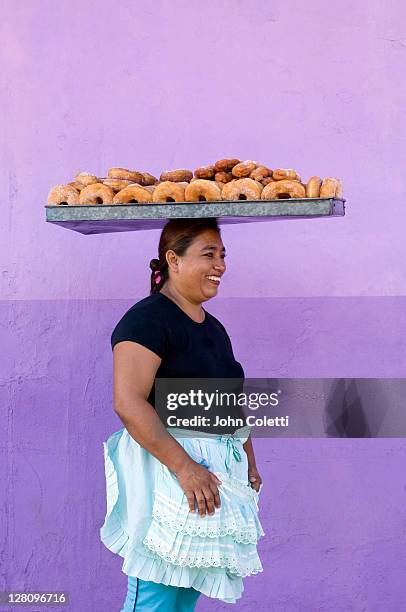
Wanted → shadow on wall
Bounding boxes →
[324,379,396,437]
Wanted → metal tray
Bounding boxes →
[45,197,346,235]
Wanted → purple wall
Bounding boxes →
[1,1,406,610]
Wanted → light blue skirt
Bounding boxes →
[100,425,265,604]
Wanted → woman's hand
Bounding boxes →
[248,465,262,492]
[175,462,222,517]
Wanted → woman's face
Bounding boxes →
[168,229,227,302]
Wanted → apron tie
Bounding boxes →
[219,434,242,476]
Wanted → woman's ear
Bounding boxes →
[165,249,179,273]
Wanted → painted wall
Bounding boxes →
[1,1,406,610]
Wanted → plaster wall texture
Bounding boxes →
[1,1,406,610]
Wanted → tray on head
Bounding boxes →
[45,197,346,235]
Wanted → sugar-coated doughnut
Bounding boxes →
[152,181,186,203]
[214,158,240,172]
[261,177,275,186]
[214,171,234,183]
[160,169,193,183]
[232,160,257,178]
[272,168,299,181]
[222,178,262,201]
[320,177,339,198]
[261,180,305,200]
[306,176,322,198]
[184,180,222,202]
[47,184,80,206]
[75,172,100,186]
[193,165,216,179]
[107,167,144,183]
[141,172,158,186]
[103,178,134,192]
[113,185,152,204]
[79,183,115,205]
[250,166,271,181]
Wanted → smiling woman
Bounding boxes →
[100,218,264,610]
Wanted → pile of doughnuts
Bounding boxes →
[47,161,343,206]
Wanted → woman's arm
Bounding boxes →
[113,341,223,516]
[243,435,257,468]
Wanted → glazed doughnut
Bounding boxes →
[103,178,134,192]
[75,172,100,186]
[214,158,240,172]
[214,171,234,184]
[184,180,222,202]
[222,178,262,201]
[141,172,158,186]
[272,168,299,181]
[250,166,271,181]
[107,167,144,183]
[232,160,257,178]
[306,176,322,198]
[79,183,115,205]
[193,165,216,180]
[261,177,275,186]
[68,181,85,192]
[160,169,193,183]
[335,178,343,198]
[320,177,339,198]
[113,185,153,204]
[261,180,306,200]
[152,181,186,203]
[47,184,80,206]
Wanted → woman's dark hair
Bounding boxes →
[149,218,221,295]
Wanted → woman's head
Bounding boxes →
[149,218,226,302]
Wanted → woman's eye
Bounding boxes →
[204,253,214,257]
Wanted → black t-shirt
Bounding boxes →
[111,292,245,433]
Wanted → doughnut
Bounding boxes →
[261,180,306,200]
[193,165,216,179]
[250,166,271,181]
[320,177,340,198]
[184,180,222,202]
[214,171,234,183]
[107,167,144,183]
[214,158,240,172]
[141,172,158,186]
[222,178,262,201]
[68,181,85,192]
[335,178,343,198]
[79,183,115,205]
[152,181,186,203]
[160,169,193,183]
[261,177,275,186]
[47,184,80,206]
[142,185,156,193]
[103,178,134,192]
[272,168,299,181]
[232,160,257,178]
[306,176,322,198]
[75,172,100,186]
[113,185,153,204]
[215,181,225,193]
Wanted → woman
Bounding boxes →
[100,218,264,611]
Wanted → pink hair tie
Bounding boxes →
[154,270,161,284]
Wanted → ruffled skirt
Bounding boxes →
[100,426,265,604]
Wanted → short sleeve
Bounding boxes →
[111,307,168,359]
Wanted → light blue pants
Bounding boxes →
[121,576,202,611]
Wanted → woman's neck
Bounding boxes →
[159,283,205,323]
